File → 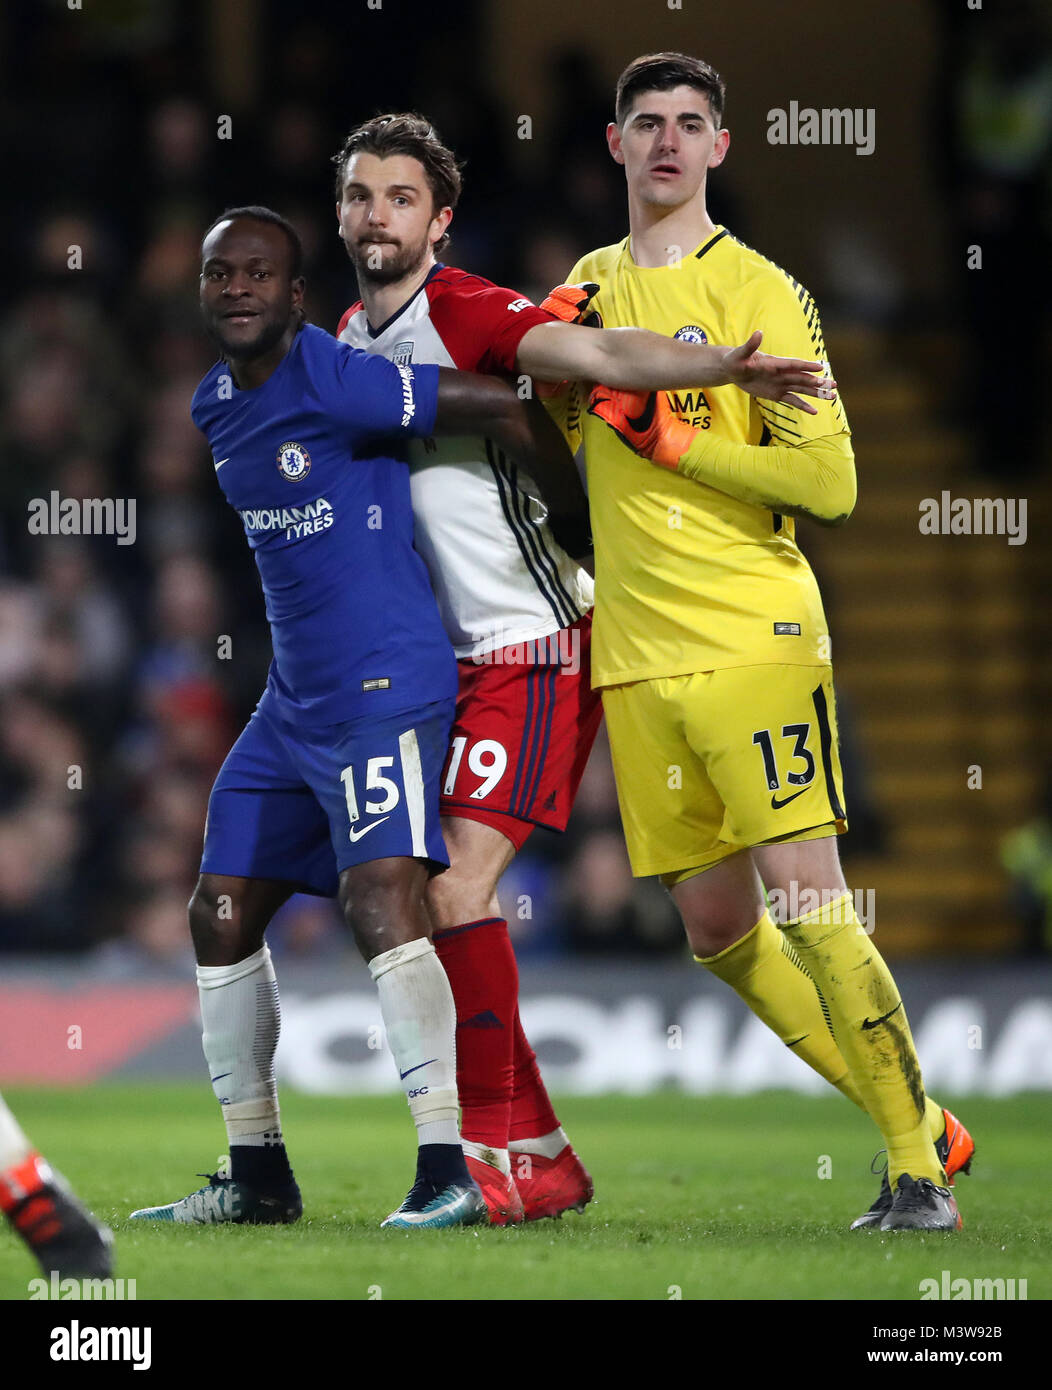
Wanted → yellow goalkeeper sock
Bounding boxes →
[780,892,943,1188]
[696,911,949,1151]
[696,909,865,1106]
[924,1096,947,1146]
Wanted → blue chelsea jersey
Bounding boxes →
[191,323,456,726]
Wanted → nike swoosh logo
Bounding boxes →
[214,457,229,470]
[348,815,391,843]
[861,1001,904,1031]
[770,788,807,810]
[785,1036,808,1048]
[399,1058,437,1080]
[626,395,657,433]
[211,1073,232,1082]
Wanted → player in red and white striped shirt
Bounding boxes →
[330,113,834,1224]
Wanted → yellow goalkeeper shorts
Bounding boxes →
[601,663,848,879]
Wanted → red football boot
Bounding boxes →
[513,1144,594,1221]
[0,1151,113,1276]
[464,1154,524,1227]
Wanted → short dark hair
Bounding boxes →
[201,205,304,279]
[331,113,462,254]
[615,52,726,129]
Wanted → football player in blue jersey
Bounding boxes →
[130,207,590,1231]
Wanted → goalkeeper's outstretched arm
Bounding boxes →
[674,429,857,527]
[587,385,856,527]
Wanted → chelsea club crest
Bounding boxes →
[674,325,708,344]
[276,441,311,482]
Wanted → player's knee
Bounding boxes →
[339,861,428,959]
[425,861,495,928]
[684,917,751,958]
[188,879,254,962]
[674,892,761,958]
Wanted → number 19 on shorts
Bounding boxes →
[442,736,508,801]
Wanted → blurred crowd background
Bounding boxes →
[0,0,1049,969]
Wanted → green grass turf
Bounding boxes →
[0,1084,1047,1301]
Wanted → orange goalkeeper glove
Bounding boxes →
[586,386,696,470]
[538,282,602,327]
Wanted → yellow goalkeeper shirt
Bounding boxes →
[566,226,851,689]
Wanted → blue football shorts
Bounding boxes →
[200,688,454,896]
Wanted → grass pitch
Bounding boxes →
[0,1084,1047,1302]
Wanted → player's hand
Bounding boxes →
[586,385,696,470]
[539,282,602,328]
[722,331,837,413]
[534,284,602,399]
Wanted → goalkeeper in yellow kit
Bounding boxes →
[556,52,974,1230]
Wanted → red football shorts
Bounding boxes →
[439,612,603,849]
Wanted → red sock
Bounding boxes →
[509,1008,560,1142]
[0,1151,46,1214]
[433,917,517,1150]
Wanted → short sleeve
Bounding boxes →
[322,341,440,441]
[743,271,850,445]
[428,280,556,375]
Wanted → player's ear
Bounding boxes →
[709,127,730,169]
[336,203,345,238]
[606,122,625,165]
[429,205,453,248]
[291,276,305,309]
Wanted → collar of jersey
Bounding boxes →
[228,321,305,394]
[364,262,445,339]
[624,226,726,270]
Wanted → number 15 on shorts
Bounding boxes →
[341,757,400,840]
[338,725,432,856]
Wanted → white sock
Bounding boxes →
[0,1094,32,1169]
[509,1126,568,1160]
[369,938,460,1147]
[463,1139,511,1174]
[197,945,283,1148]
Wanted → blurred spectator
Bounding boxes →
[266,894,352,960]
[1000,773,1052,956]
[0,692,98,951]
[88,887,199,979]
[938,0,1052,475]
[560,828,684,956]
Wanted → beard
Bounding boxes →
[204,309,292,362]
[350,232,432,285]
